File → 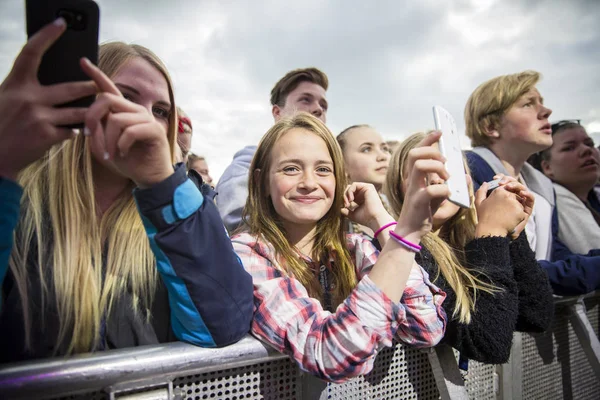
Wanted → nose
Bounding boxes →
[298,171,318,191]
[540,104,552,119]
[427,173,445,185]
[377,148,390,162]
[580,143,593,158]
[311,103,323,119]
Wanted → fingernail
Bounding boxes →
[72,128,80,136]
[54,17,66,27]
[103,152,110,160]
[83,127,91,136]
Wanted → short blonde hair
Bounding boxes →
[465,70,541,147]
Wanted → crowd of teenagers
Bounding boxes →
[1,19,600,382]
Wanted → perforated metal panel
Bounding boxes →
[173,358,301,400]
[324,342,440,399]
[521,302,600,400]
[449,349,497,399]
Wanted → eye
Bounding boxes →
[283,166,300,174]
[361,146,372,153]
[561,146,574,152]
[316,166,332,175]
[300,97,310,103]
[382,145,391,154]
[153,107,170,119]
[122,93,134,102]
[321,102,328,111]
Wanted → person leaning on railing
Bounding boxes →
[385,132,553,365]
[527,120,600,255]
[231,113,447,383]
[0,19,254,363]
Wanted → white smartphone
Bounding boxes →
[432,106,470,208]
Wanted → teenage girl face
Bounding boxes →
[542,126,600,192]
[267,128,336,231]
[89,56,171,170]
[342,126,391,190]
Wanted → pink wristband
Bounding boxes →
[389,230,422,252]
[374,222,397,238]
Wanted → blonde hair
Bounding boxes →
[385,132,498,324]
[242,113,356,307]
[10,42,177,355]
[465,70,541,148]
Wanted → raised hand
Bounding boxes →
[394,131,450,240]
[80,58,173,189]
[341,182,395,233]
[0,18,97,181]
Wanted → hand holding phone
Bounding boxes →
[0,19,97,180]
[432,106,470,208]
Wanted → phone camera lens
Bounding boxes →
[57,9,86,31]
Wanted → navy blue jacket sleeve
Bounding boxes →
[466,150,600,296]
[0,177,23,308]
[133,164,254,347]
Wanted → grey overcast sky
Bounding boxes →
[1,0,599,182]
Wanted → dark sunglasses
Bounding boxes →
[551,119,581,134]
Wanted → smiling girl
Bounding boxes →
[231,113,447,382]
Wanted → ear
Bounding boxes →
[540,159,554,178]
[253,168,261,183]
[272,105,281,121]
[483,120,500,139]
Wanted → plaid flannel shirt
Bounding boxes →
[231,232,446,382]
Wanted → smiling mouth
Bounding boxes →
[291,197,321,204]
[582,159,599,168]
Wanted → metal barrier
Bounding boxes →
[1,292,598,400]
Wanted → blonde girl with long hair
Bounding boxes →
[385,132,554,365]
[231,113,448,382]
[0,25,253,362]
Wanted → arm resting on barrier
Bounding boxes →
[509,231,554,332]
[133,164,254,348]
[232,233,446,383]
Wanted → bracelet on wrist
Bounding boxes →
[374,222,397,238]
[389,230,422,252]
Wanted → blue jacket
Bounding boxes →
[0,178,23,309]
[465,150,600,296]
[0,165,254,361]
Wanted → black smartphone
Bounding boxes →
[26,0,100,124]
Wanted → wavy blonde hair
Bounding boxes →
[242,113,356,307]
[385,132,498,324]
[10,42,177,355]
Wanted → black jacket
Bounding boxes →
[416,232,554,364]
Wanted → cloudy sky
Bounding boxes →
[1,0,599,182]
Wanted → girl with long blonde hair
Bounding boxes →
[231,113,448,382]
[0,31,253,361]
[385,132,554,365]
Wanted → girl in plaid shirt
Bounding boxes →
[231,113,447,382]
